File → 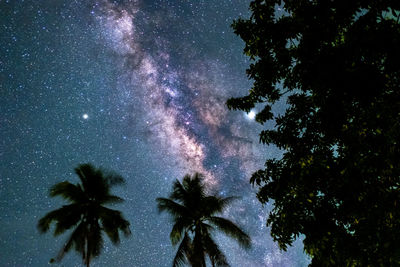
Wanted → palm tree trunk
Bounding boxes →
[85,235,90,267]
[86,250,90,267]
[87,238,90,267]
[193,227,206,267]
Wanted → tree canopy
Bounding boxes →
[228,0,400,265]
[157,173,251,267]
[38,163,131,267]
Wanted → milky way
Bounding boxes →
[97,0,265,187]
[0,0,309,266]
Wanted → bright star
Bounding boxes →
[247,110,256,120]
[82,114,89,119]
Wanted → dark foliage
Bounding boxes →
[228,0,400,265]
[38,163,131,267]
[157,173,251,267]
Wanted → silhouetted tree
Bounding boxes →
[228,0,400,265]
[157,173,251,267]
[38,163,131,267]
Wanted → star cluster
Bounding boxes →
[0,0,309,266]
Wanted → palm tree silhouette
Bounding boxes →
[157,173,251,267]
[38,163,131,267]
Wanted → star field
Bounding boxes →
[1,1,310,266]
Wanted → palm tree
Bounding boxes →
[38,163,131,267]
[156,173,251,267]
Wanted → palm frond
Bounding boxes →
[104,171,125,187]
[215,196,240,213]
[75,163,123,204]
[181,174,193,189]
[170,179,188,202]
[75,164,108,198]
[202,196,239,216]
[178,173,208,212]
[102,195,124,205]
[199,222,215,233]
[173,232,192,267]
[203,234,229,267]
[50,181,86,203]
[74,163,95,190]
[156,197,191,218]
[183,173,206,199]
[208,216,251,249]
[53,207,84,236]
[99,206,131,244]
[37,204,82,234]
[170,218,192,246]
[53,221,87,263]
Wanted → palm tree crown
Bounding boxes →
[38,163,131,267]
[157,173,251,267]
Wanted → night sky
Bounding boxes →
[0,1,310,266]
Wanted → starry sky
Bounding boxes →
[0,1,310,266]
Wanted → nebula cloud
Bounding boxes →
[97,1,216,185]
